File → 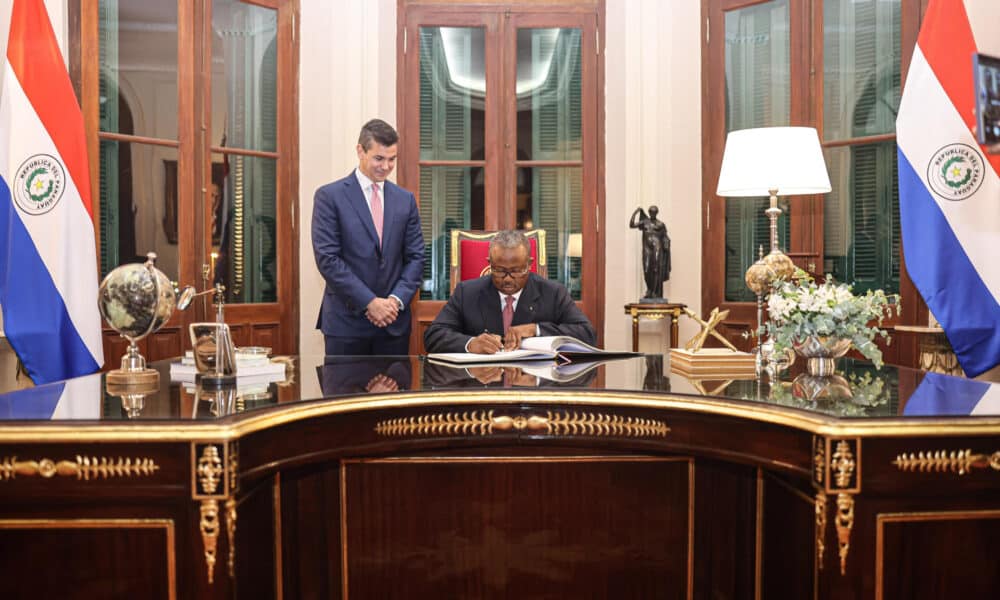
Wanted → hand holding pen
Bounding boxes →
[468,329,504,354]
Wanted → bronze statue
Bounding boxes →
[629,206,671,301]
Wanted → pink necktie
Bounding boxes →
[502,295,515,336]
[371,183,383,243]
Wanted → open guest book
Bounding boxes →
[427,335,638,365]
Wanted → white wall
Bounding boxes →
[604,0,702,353]
[298,0,397,395]
[296,0,704,376]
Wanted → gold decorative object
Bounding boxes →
[200,499,220,584]
[815,437,861,575]
[892,449,1000,475]
[197,445,224,495]
[0,455,159,481]
[225,497,237,578]
[191,441,237,584]
[815,490,827,570]
[832,440,856,488]
[682,307,739,353]
[835,492,854,575]
[375,410,669,438]
[813,436,825,486]
[226,442,239,579]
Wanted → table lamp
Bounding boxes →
[716,126,831,282]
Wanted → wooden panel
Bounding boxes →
[279,466,343,600]
[344,458,691,598]
[761,474,814,600]
[235,479,278,600]
[878,513,1000,599]
[148,327,183,362]
[0,521,174,600]
[102,330,133,371]
[251,324,279,350]
[693,459,757,598]
[227,324,251,349]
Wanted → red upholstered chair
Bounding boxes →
[449,229,547,293]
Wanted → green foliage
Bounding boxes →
[766,271,900,368]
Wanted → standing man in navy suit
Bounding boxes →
[312,119,424,355]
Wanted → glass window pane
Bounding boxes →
[723,0,790,301]
[823,0,901,140]
[419,27,485,161]
[516,28,582,161]
[212,153,277,303]
[517,167,582,301]
[98,0,178,139]
[724,0,790,131]
[724,197,790,302]
[419,166,484,300]
[212,0,278,152]
[99,141,179,279]
[823,142,899,294]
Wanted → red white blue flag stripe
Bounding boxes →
[897,0,1000,377]
[0,0,103,383]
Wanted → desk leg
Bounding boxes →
[670,313,679,349]
[632,316,640,352]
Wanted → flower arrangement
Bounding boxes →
[766,272,900,368]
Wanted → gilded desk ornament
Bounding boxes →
[197,445,224,495]
[832,440,856,488]
[375,410,669,438]
[815,437,861,575]
[892,449,1000,475]
[0,455,159,481]
[815,490,827,570]
[813,436,826,486]
[191,442,237,584]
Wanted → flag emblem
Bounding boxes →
[926,143,984,201]
[14,153,65,214]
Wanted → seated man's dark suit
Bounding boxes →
[423,273,596,353]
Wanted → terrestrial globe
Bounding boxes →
[98,253,178,384]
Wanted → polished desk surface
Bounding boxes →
[0,354,996,427]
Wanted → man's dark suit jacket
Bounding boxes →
[423,273,596,353]
[312,172,424,338]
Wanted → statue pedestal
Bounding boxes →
[624,302,686,352]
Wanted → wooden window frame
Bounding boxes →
[72,0,300,360]
[700,0,926,366]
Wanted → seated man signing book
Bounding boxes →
[424,230,596,354]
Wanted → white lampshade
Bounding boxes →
[716,127,832,197]
[567,233,583,258]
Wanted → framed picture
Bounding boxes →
[162,160,226,245]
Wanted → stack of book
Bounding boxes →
[169,350,288,383]
[669,347,757,377]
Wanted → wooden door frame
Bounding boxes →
[397,1,606,353]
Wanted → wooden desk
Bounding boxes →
[624,302,686,351]
[1,356,1000,599]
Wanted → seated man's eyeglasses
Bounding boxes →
[489,264,531,278]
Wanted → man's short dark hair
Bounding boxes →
[358,119,399,150]
[488,230,532,259]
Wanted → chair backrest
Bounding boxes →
[449,229,547,293]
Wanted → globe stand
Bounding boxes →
[106,342,159,386]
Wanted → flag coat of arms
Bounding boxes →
[0,0,104,383]
[897,0,1000,377]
